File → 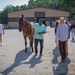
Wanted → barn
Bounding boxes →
[8,7,70,28]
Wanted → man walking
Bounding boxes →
[32,18,46,56]
[56,17,69,61]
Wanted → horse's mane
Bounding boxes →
[25,19,31,25]
[23,19,32,35]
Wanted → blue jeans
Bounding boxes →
[35,39,43,55]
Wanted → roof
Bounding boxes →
[8,6,69,14]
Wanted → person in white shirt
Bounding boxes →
[0,21,4,45]
[55,17,69,62]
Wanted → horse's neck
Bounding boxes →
[23,21,32,34]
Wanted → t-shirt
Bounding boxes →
[0,24,3,33]
[32,23,46,39]
[56,24,68,41]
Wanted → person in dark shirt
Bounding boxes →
[55,20,59,47]
[42,19,47,27]
[55,20,59,35]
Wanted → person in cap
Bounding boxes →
[32,18,46,56]
[55,17,69,62]
[0,21,4,46]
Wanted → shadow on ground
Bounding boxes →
[21,55,42,68]
[52,47,60,64]
[52,47,71,75]
[2,47,42,75]
[2,49,32,75]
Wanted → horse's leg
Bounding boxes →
[25,38,27,52]
[30,37,34,52]
[29,37,31,46]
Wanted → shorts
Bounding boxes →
[0,33,2,40]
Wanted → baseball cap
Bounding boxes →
[38,18,43,22]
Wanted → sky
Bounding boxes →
[0,0,29,11]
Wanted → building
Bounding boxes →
[8,7,70,28]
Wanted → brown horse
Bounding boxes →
[18,15,34,52]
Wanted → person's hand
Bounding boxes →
[38,32,42,35]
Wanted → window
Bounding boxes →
[35,12,45,17]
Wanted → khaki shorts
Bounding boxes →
[0,33,2,40]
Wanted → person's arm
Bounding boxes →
[38,32,46,34]
[55,26,60,43]
[67,25,69,40]
[2,26,4,34]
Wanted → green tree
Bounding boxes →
[28,0,35,8]
[3,5,14,12]
[20,4,27,9]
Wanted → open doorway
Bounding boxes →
[35,12,45,23]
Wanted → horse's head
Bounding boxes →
[18,15,24,32]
